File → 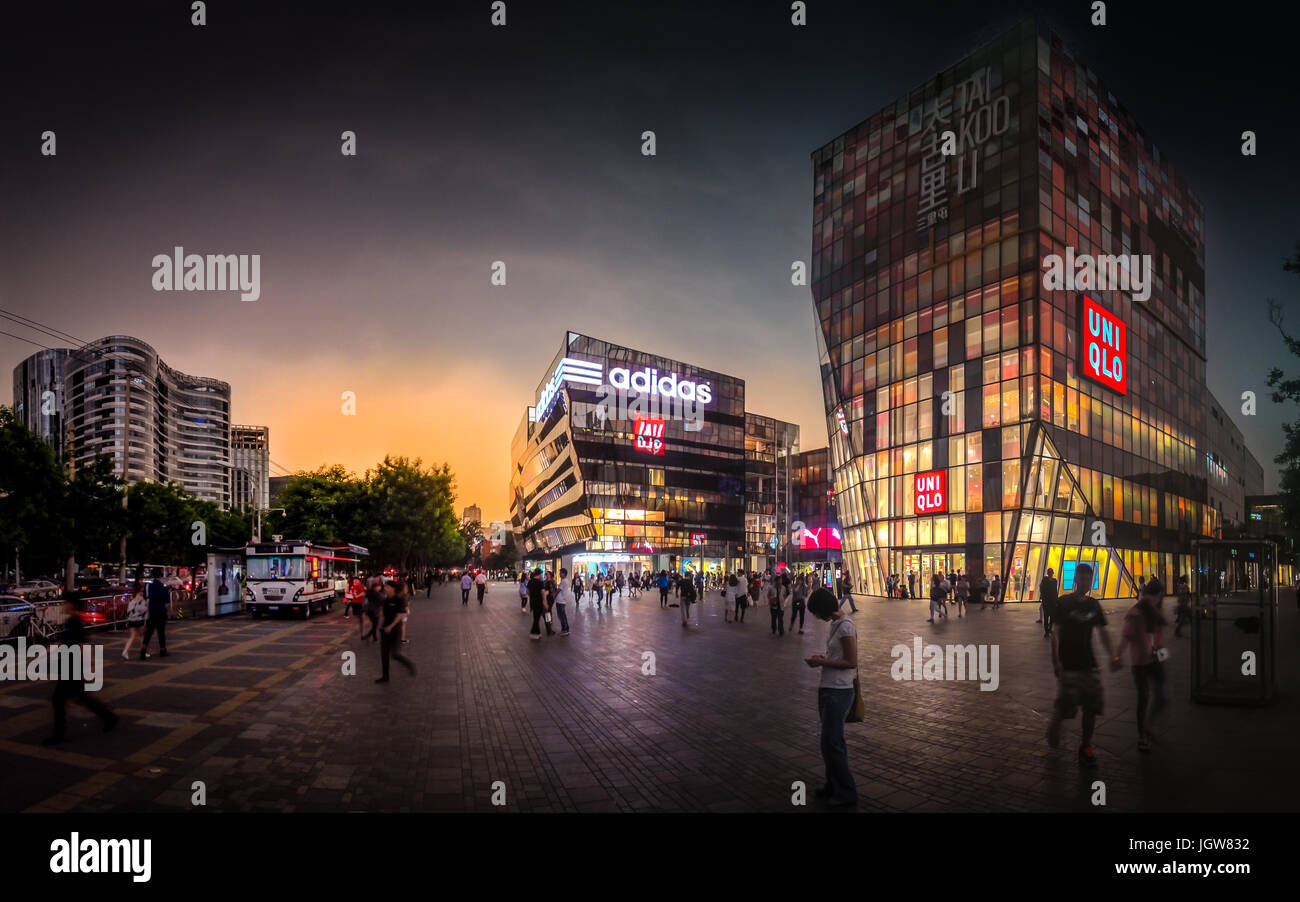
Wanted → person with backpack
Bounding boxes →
[679,572,697,626]
[1039,568,1060,639]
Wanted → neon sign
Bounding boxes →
[914,470,947,514]
[835,406,849,436]
[533,357,604,421]
[1079,295,1127,395]
[608,367,712,404]
[690,533,706,546]
[800,527,842,550]
[633,416,666,455]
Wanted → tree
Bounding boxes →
[1265,241,1300,531]
[366,457,461,570]
[63,454,127,572]
[267,465,372,547]
[0,405,66,581]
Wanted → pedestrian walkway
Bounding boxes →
[1,583,1296,812]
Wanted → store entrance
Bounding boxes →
[895,549,967,598]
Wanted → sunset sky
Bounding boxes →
[4,0,1298,522]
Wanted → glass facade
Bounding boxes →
[811,19,1215,600]
[510,332,798,578]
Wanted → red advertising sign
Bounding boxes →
[633,416,666,455]
[835,406,849,436]
[690,532,706,546]
[914,470,947,514]
[1079,295,1127,395]
[799,527,842,550]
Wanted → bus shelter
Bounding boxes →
[1192,539,1277,706]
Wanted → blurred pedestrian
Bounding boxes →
[376,580,415,682]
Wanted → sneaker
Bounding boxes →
[560,630,570,636]
[121,650,130,660]
[530,634,540,640]
[1078,745,1098,767]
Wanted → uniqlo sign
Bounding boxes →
[1079,295,1127,395]
[914,470,947,514]
[633,416,666,455]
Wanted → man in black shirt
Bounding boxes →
[141,569,171,658]
[1039,567,1059,638]
[45,594,118,744]
[376,580,416,682]
[1048,562,1119,767]
[528,568,553,639]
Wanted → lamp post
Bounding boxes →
[253,508,285,544]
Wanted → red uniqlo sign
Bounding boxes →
[1079,295,1127,395]
[690,533,706,546]
[914,470,947,514]
[634,416,666,455]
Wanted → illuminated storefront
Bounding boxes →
[810,19,1221,600]
[510,332,798,578]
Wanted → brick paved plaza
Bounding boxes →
[2,581,1297,813]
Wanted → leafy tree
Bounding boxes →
[1265,242,1300,531]
[124,481,196,566]
[366,457,461,570]
[63,454,127,572]
[0,405,65,580]
[265,465,371,547]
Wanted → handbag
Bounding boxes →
[846,677,865,723]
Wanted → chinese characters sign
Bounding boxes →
[914,470,947,513]
[1079,295,1127,395]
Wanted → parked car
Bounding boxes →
[74,577,118,596]
[81,591,131,625]
[15,580,60,600]
[0,596,35,638]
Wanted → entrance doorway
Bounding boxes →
[894,549,966,598]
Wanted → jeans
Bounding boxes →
[362,610,379,640]
[817,687,857,803]
[476,584,485,604]
[380,629,414,678]
[1133,661,1166,736]
[660,588,669,607]
[461,588,470,604]
[770,606,784,634]
[530,607,554,636]
[789,601,805,631]
[142,610,167,655]
[555,602,569,632]
[52,680,114,738]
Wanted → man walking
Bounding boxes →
[554,568,573,636]
[43,594,118,745]
[838,570,857,613]
[1039,567,1059,638]
[460,570,473,605]
[376,580,416,682]
[141,569,171,659]
[475,569,488,605]
[1047,562,1119,768]
[424,567,434,598]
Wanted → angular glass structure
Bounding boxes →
[810,19,1211,600]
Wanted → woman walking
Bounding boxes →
[518,572,529,614]
[789,573,808,634]
[1116,578,1168,752]
[122,581,148,659]
[804,588,859,808]
[768,577,785,636]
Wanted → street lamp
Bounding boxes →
[253,508,285,544]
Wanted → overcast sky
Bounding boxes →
[3,0,1298,520]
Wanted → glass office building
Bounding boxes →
[510,332,797,578]
[811,18,1216,600]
